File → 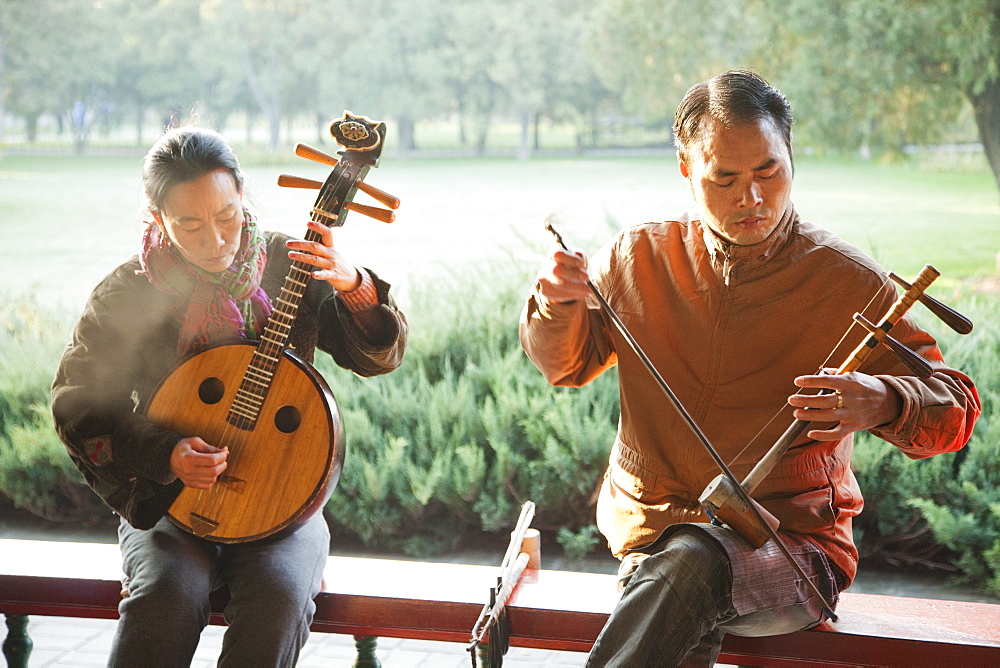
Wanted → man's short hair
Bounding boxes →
[673,70,794,168]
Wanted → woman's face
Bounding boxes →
[154,169,244,273]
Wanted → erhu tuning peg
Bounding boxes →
[853,313,934,378]
[276,174,323,189]
[889,272,973,335]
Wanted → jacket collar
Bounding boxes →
[701,204,799,284]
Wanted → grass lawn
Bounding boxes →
[1,152,997,312]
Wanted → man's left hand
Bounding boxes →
[789,370,903,441]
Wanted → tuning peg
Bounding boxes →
[293,143,400,209]
[344,201,395,224]
[277,174,322,189]
[294,142,339,167]
[853,313,934,378]
[354,181,400,210]
[889,272,973,335]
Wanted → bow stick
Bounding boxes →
[544,221,839,622]
[467,501,536,667]
[700,264,973,548]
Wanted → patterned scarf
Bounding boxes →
[140,212,273,356]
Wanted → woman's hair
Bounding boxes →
[142,126,245,215]
[673,69,794,168]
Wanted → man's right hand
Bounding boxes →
[170,437,228,489]
[535,246,592,304]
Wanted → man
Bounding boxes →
[520,70,980,666]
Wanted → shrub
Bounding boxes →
[0,405,108,522]
[852,293,1000,593]
[318,269,619,556]
[0,295,106,521]
[1,284,997,584]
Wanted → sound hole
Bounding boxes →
[274,405,301,434]
[198,377,225,405]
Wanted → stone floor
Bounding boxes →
[13,615,589,667]
[2,512,597,666]
[6,507,997,666]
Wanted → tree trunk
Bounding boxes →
[457,96,467,148]
[397,115,416,156]
[135,103,144,147]
[26,112,39,143]
[268,113,281,153]
[474,120,489,156]
[242,50,281,151]
[968,74,1000,197]
[517,106,531,161]
[474,83,496,156]
[214,109,230,136]
[316,110,328,145]
[0,30,6,148]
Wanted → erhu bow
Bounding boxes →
[543,222,974,623]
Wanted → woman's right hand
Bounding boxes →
[170,437,228,489]
[535,246,592,304]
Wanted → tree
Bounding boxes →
[426,0,502,153]
[199,0,332,151]
[0,4,8,146]
[489,1,553,160]
[333,0,451,154]
[585,0,1000,193]
[859,0,1000,192]
[585,0,755,122]
[540,4,614,152]
[758,0,1000,191]
[1,0,117,149]
[1,1,64,142]
[489,0,603,159]
[103,0,204,145]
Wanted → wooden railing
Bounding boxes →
[3,538,1000,667]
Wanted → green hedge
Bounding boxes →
[0,296,108,523]
[317,275,618,557]
[852,294,1000,590]
[1,282,998,592]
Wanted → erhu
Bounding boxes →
[699,265,973,546]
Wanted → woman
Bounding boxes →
[51,126,407,666]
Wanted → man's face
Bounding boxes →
[679,117,792,246]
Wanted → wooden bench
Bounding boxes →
[2,538,999,667]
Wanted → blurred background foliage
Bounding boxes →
[0,0,998,192]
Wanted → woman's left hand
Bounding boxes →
[286,220,362,292]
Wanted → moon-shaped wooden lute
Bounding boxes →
[147,112,398,543]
